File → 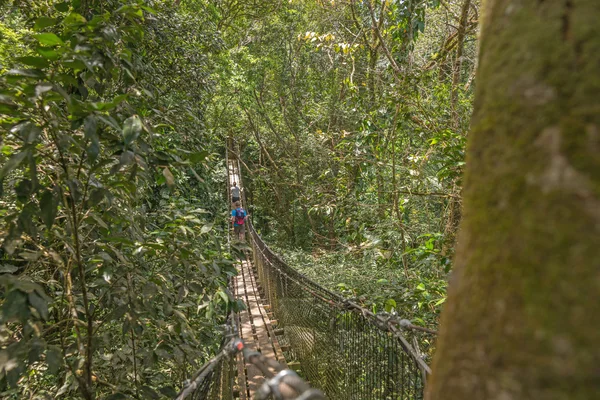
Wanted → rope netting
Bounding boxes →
[249,222,429,399]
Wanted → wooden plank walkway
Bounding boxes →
[233,253,287,398]
[228,156,287,398]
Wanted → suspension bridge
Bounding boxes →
[179,155,432,400]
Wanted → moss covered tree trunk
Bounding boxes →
[427,1,600,399]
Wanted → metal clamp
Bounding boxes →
[256,369,326,400]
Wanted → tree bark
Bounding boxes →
[427,1,600,399]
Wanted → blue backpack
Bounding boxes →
[235,208,245,225]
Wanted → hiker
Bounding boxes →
[231,182,241,204]
[231,201,247,241]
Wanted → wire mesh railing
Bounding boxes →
[248,221,429,400]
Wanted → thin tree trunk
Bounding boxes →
[390,110,409,277]
[427,1,600,399]
[444,0,473,253]
[450,0,472,129]
[441,183,461,257]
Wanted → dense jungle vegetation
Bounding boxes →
[0,1,239,398]
[0,0,475,394]
[2,0,597,399]
[2,0,474,396]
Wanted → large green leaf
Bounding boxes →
[188,150,209,163]
[34,33,64,46]
[46,346,62,375]
[16,56,50,69]
[35,83,54,97]
[6,69,45,78]
[0,149,29,180]
[1,290,30,323]
[201,222,214,234]
[15,179,32,202]
[84,115,100,160]
[0,265,18,274]
[54,1,70,12]
[63,12,87,26]
[28,292,49,320]
[33,17,59,31]
[122,115,142,147]
[35,47,59,60]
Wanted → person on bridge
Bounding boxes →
[231,201,248,241]
[231,182,241,204]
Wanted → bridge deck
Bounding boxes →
[228,157,287,398]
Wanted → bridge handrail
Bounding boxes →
[247,220,431,376]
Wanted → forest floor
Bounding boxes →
[272,245,446,328]
[271,244,444,362]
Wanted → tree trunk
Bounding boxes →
[450,0,472,129]
[427,1,600,399]
[441,184,461,257]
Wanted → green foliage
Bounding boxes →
[0,1,234,398]
[0,0,479,395]
[206,0,476,250]
[207,0,477,353]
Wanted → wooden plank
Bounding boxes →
[238,314,262,393]
[241,260,285,365]
[241,260,277,361]
[231,242,289,398]
[242,256,288,367]
[265,317,288,367]
[237,260,263,396]
[242,257,284,362]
